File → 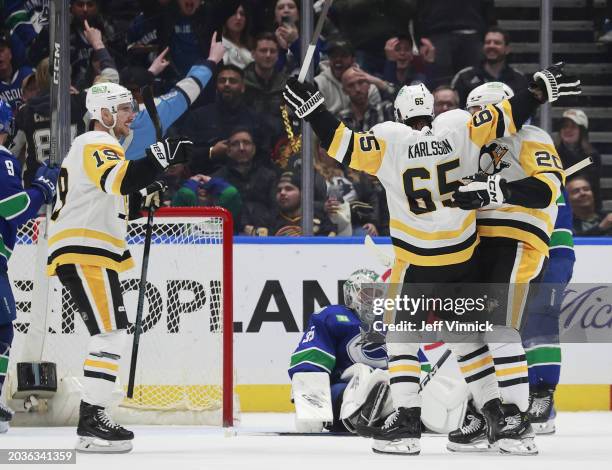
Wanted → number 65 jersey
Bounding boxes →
[47,131,137,276]
[324,101,520,267]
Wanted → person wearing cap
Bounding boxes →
[555,108,602,209]
[314,38,385,116]
[0,31,34,112]
[243,170,336,236]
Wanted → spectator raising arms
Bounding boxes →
[223,3,254,69]
[383,35,435,90]
[567,177,612,236]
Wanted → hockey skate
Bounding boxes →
[528,388,556,435]
[369,407,421,455]
[76,401,134,453]
[0,400,14,434]
[482,399,538,455]
[447,400,495,452]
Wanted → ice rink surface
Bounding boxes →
[1,412,611,469]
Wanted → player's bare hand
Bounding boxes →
[384,37,400,61]
[419,38,435,63]
[148,47,170,76]
[83,19,104,50]
[363,223,378,237]
[210,140,229,158]
[208,32,226,63]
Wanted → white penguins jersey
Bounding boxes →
[475,125,565,255]
[325,100,520,266]
[47,131,135,276]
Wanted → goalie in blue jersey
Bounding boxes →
[0,99,58,433]
[288,269,467,434]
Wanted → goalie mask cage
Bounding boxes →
[6,207,234,427]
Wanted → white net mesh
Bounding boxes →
[7,209,232,425]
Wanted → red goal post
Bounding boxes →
[7,206,234,427]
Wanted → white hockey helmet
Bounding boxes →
[86,82,135,129]
[343,269,385,325]
[466,82,514,111]
[394,83,434,124]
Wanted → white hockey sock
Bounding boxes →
[82,330,127,408]
[387,343,421,409]
[449,343,500,410]
[490,330,529,412]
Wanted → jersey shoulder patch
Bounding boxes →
[311,304,359,327]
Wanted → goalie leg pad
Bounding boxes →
[291,372,333,432]
[421,375,469,434]
[82,330,127,408]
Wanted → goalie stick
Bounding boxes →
[127,86,163,399]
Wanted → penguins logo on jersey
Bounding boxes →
[479,142,511,175]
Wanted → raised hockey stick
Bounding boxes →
[297,0,333,82]
[127,86,163,398]
[565,156,592,177]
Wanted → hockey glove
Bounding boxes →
[452,174,506,210]
[283,77,325,119]
[147,138,193,171]
[533,62,581,102]
[140,180,167,210]
[31,164,59,204]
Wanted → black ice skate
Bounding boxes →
[0,400,14,434]
[368,407,421,455]
[447,400,492,452]
[482,399,538,455]
[528,388,556,435]
[76,401,134,453]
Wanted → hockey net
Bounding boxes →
[6,207,234,426]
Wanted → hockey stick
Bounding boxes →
[297,0,333,82]
[126,86,163,398]
[364,234,393,268]
[565,156,592,177]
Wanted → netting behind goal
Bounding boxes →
[6,207,234,426]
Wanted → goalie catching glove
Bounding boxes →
[533,62,581,102]
[452,174,507,210]
[146,138,193,171]
[283,77,325,119]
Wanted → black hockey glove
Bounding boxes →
[147,138,193,171]
[452,174,507,210]
[533,62,581,102]
[283,77,325,119]
[140,180,167,210]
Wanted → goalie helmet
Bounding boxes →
[86,82,135,129]
[466,82,514,111]
[394,83,434,124]
[343,269,385,326]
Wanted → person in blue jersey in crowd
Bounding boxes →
[0,98,58,433]
[121,32,226,161]
[288,269,430,433]
[522,187,576,435]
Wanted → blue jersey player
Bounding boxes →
[0,99,58,432]
[288,269,430,433]
[522,188,575,434]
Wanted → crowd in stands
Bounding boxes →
[0,0,609,236]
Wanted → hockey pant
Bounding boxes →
[522,256,574,390]
[476,238,548,411]
[56,265,129,407]
[386,258,500,411]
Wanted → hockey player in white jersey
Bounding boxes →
[47,82,192,453]
[283,63,579,455]
[445,82,566,455]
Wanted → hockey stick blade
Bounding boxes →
[364,234,393,268]
[297,0,333,82]
[142,85,162,141]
